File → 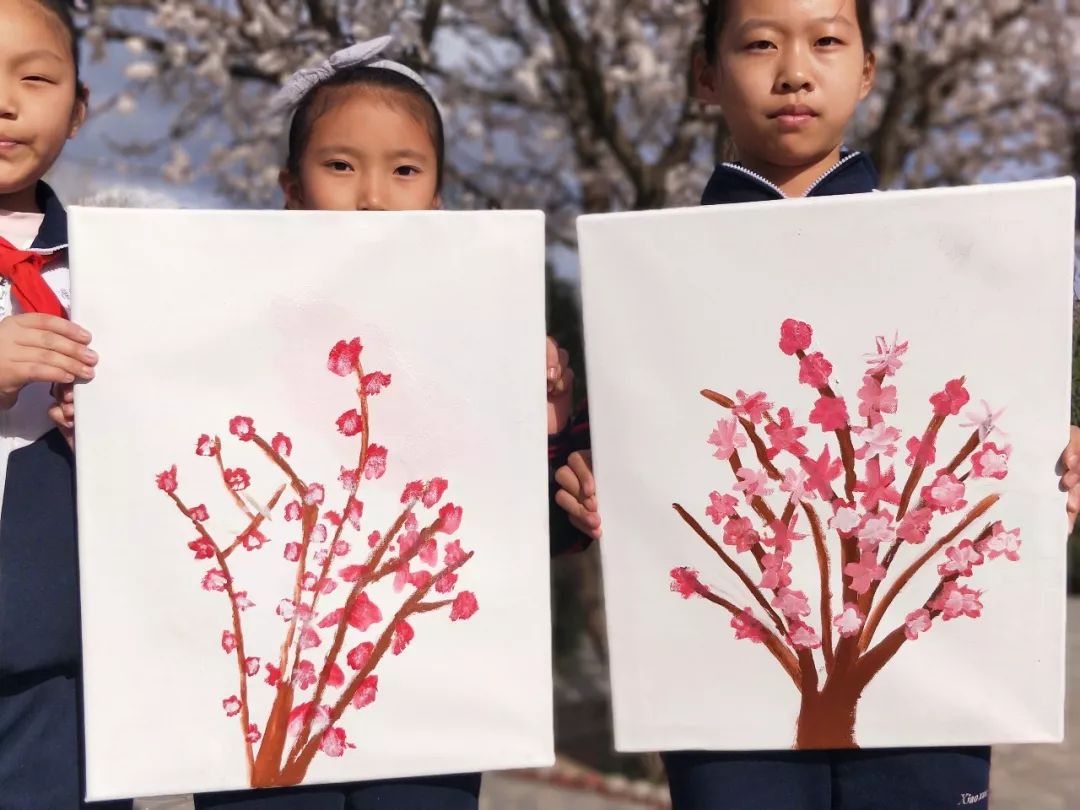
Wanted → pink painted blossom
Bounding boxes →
[810,395,849,432]
[772,588,811,619]
[723,518,760,554]
[246,725,262,744]
[202,569,228,592]
[311,523,328,543]
[368,530,382,549]
[760,552,792,590]
[438,503,463,534]
[222,696,242,717]
[980,523,1021,562]
[284,543,301,563]
[336,409,364,437]
[833,604,865,638]
[765,407,809,459]
[864,333,908,376]
[731,609,767,643]
[857,513,896,553]
[295,660,318,690]
[904,608,932,640]
[670,567,701,599]
[765,517,806,555]
[156,465,178,493]
[779,319,813,355]
[779,468,811,504]
[855,458,900,511]
[284,501,301,521]
[271,432,293,457]
[418,538,437,566]
[734,467,774,499]
[233,591,255,611]
[705,491,739,525]
[360,372,392,396]
[852,424,901,460]
[299,626,321,651]
[348,593,382,631]
[733,390,772,424]
[304,483,325,506]
[922,473,967,513]
[931,582,983,620]
[905,435,936,467]
[971,442,1010,480]
[844,551,885,595]
[392,621,415,655]
[195,434,218,457]
[189,504,209,522]
[327,338,362,376]
[345,498,364,530]
[242,530,268,551]
[960,400,1007,442]
[409,570,433,589]
[799,352,833,388]
[347,642,374,671]
[857,376,897,422]
[788,621,822,650]
[930,378,970,417]
[221,630,237,653]
[364,445,388,479]
[393,561,412,593]
[423,478,449,507]
[435,572,458,594]
[897,507,933,544]
[224,468,250,492]
[829,504,861,535]
[320,727,356,757]
[287,701,329,737]
[451,591,479,620]
[352,675,378,709]
[245,657,260,677]
[338,564,369,583]
[401,481,424,504]
[707,417,747,461]
[188,538,215,560]
[937,539,984,577]
[265,663,282,687]
[801,447,843,499]
[339,466,361,494]
[229,416,255,442]
[444,539,468,567]
[276,599,296,621]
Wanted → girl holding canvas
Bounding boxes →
[549,1,1080,808]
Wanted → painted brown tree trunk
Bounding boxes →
[252,684,295,787]
[794,678,865,750]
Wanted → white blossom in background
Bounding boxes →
[81,0,1078,251]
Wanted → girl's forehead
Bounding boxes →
[1,0,73,55]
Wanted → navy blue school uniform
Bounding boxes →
[0,183,129,809]
[548,152,992,810]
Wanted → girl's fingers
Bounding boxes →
[19,314,91,343]
[554,464,583,499]
[18,327,98,365]
[1063,471,1080,490]
[568,451,594,498]
[19,361,76,385]
[18,347,94,380]
[555,489,601,532]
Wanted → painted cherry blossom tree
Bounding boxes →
[156,337,479,787]
[671,319,1019,749]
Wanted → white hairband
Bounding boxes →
[267,35,439,119]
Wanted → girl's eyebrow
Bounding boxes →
[12,49,66,65]
[737,15,855,34]
[389,149,429,161]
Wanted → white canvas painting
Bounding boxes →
[68,209,554,800]
[576,179,1075,752]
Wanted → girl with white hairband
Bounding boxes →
[193,37,482,810]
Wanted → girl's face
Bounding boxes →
[696,0,874,171]
[0,0,86,210]
[281,89,440,212]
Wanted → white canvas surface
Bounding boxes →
[577,179,1075,752]
[69,209,554,800]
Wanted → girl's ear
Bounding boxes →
[692,47,722,104]
[431,192,442,211]
[68,85,88,139]
[279,169,303,210]
[859,51,877,100]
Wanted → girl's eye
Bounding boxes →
[394,166,421,177]
[23,75,53,83]
[817,36,843,47]
[326,160,352,172]
[746,40,776,51]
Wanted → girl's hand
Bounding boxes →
[0,314,95,409]
[1060,425,1080,531]
[48,382,75,449]
[554,450,602,541]
[547,336,574,435]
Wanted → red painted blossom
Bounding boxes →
[265,663,282,686]
[451,591,479,621]
[311,523,327,543]
[759,552,792,590]
[339,466,361,494]
[897,507,933,544]
[438,503,463,534]
[930,378,970,417]
[418,538,438,566]
[287,702,329,737]
[443,540,468,567]
[921,473,967,513]
[367,530,382,548]
[799,352,833,388]
[855,458,900,511]
[857,376,897,423]
[779,319,812,355]
[299,627,321,651]
[392,621,415,655]
[223,696,242,717]
[271,432,293,457]
[233,591,255,611]
[189,504,210,522]
[971,442,1010,480]
[303,483,325,506]
[904,434,936,467]
[336,410,364,437]
[338,565,369,583]
[224,468,250,492]
[284,501,301,521]
[400,481,424,504]
[706,491,739,525]
[195,434,218,457]
[764,408,808,459]
[409,570,433,589]
[320,727,356,757]
[348,593,382,631]
[229,416,255,442]
[352,675,378,709]
[345,498,363,530]
[931,582,983,620]
[246,724,262,744]
[393,561,412,593]
[801,446,843,499]
[323,510,342,527]
[363,445,388,479]
[844,551,885,595]
[327,663,345,688]
[733,390,772,424]
[156,465,178,493]
[295,660,318,690]
[242,530,268,551]
[723,517,760,553]
[731,609,767,643]
[360,372,392,396]
[809,395,849,432]
[904,608,932,640]
[189,538,216,560]
[221,630,237,653]
[328,338,362,376]
[766,517,806,555]
[202,569,228,592]
[435,571,458,594]
[284,543,301,563]
[423,478,449,507]
[670,567,701,599]
[347,642,374,671]
[245,657,260,676]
